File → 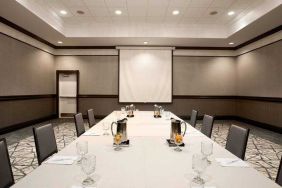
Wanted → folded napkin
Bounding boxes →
[45,155,78,165]
[215,158,249,167]
[83,130,103,136]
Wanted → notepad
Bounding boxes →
[45,156,78,165]
[215,158,249,167]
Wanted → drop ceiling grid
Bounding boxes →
[38,0,260,26]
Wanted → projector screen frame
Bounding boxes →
[118,49,173,104]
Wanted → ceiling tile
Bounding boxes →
[83,0,106,7]
[128,6,147,16]
[127,0,148,7]
[169,0,191,7]
[88,6,110,17]
[61,0,85,6]
[105,0,127,8]
[147,6,167,17]
[182,7,206,17]
[94,16,113,23]
[209,0,235,8]
[189,0,213,8]
[148,0,170,7]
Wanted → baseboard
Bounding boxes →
[233,116,282,134]
[0,114,57,135]
[184,115,281,134]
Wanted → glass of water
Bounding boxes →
[103,121,110,136]
[121,107,126,114]
[192,153,207,186]
[76,141,88,164]
[165,111,171,120]
[201,141,213,165]
[81,154,96,186]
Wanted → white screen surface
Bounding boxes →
[119,49,172,103]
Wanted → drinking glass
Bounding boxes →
[102,121,110,136]
[121,107,126,115]
[174,134,183,152]
[76,141,88,164]
[81,154,96,186]
[113,133,122,151]
[165,111,171,120]
[192,153,207,186]
[201,141,213,165]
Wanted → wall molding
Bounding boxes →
[0,94,56,101]
[0,114,57,135]
[1,16,281,57]
[77,95,282,103]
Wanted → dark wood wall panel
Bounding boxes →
[0,97,56,133]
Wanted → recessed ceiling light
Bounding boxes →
[143,41,148,45]
[229,42,234,45]
[60,10,67,15]
[57,41,63,44]
[228,11,235,16]
[172,10,180,15]
[115,10,122,15]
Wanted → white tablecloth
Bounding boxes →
[12,111,280,188]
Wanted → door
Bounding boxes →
[57,71,79,118]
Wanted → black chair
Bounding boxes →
[276,157,282,186]
[225,125,249,160]
[190,110,198,127]
[201,115,214,138]
[87,109,96,128]
[0,138,14,188]
[74,113,85,137]
[33,124,58,165]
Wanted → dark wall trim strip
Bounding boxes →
[77,95,282,103]
[0,32,53,55]
[0,114,57,135]
[0,94,56,101]
[235,25,282,49]
[79,95,118,98]
[172,95,236,99]
[0,16,55,48]
[173,95,282,103]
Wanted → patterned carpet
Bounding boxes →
[1,119,281,183]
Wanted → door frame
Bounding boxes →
[56,70,80,118]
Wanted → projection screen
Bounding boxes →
[119,49,172,103]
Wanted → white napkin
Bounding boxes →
[215,158,249,167]
[44,156,78,165]
[83,130,103,136]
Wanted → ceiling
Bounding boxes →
[0,0,281,47]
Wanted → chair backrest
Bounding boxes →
[0,138,14,188]
[276,157,282,186]
[201,115,214,138]
[190,110,198,127]
[74,113,85,137]
[33,124,58,165]
[87,109,96,128]
[225,125,249,160]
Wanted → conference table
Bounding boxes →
[12,111,280,188]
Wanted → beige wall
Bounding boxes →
[237,41,282,97]
[0,34,56,131]
[55,56,118,95]
[173,56,237,95]
[0,34,55,95]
